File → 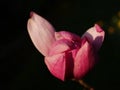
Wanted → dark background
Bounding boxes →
[0,0,120,90]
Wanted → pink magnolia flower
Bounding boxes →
[27,12,105,81]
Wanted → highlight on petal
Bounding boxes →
[73,38,95,79]
[82,24,105,51]
[45,53,66,81]
[27,12,55,56]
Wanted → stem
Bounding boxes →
[72,79,94,90]
[79,80,94,90]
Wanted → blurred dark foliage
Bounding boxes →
[0,0,120,90]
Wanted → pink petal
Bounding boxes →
[49,39,72,56]
[82,24,105,51]
[74,38,95,79]
[27,12,55,56]
[45,53,66,81]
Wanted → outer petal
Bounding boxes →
[45,53,66,81]
[27,12,55,56]
[45,52,74,81]
[74,38,95,79]
[82,24,105,51]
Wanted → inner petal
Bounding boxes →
[49,39,74,56]
[55,31,81,42]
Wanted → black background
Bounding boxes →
[0,0,120,90]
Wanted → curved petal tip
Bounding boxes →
[94,24,103,32]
